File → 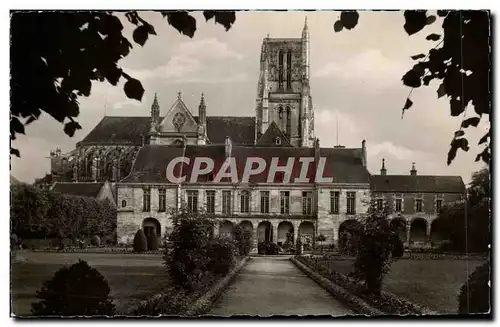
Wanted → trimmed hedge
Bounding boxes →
[133,230,148,253]
[257,241,279,255]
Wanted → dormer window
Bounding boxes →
[275,137,281,145]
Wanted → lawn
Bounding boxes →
[11,252,169,316]
[317,256,487,314]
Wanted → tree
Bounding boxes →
[458,261,490,314]
[433,167,490,253]
[232,225,253,256]
[353,197,400,296]
[133,229,148,253]
[10,184,50,238]
[31,260,115,316]
[10,11,236,158]
[316,234,326,253]
[334,10,491,165]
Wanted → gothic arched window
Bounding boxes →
[278,106,284,119]
[278,50,284,89]
[287,50,292,89]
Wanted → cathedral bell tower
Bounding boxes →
[255,18,314,147]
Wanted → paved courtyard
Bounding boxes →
[209,256,353,317]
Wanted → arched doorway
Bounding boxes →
[390,217,407,242]
[277,221,294,247]
[143,218,161,238]
[219,220,234,238]
[299,221,315,251]
[338,219,362,255]
[257,221,272,243]
[410,218,428,244]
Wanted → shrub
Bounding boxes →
[207,237,236,275]
[31,260,115,316]
[147,234,160,251]
[458,262,490,314]
[133,229,148,253]
[296,238,303,255]
[164,209,214,293]
[133,287,190,316]
[232,225,253,256]
[257,241,279,255]
[90,235,101,247]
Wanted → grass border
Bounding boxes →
[290,257,383,316]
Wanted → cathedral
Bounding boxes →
[38,20,465,251]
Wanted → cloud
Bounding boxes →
[368,141,417,161]
[314,108,365,148]
[313,49,409,87]
[124,38,244,83]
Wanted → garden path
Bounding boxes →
[209,256,353,317]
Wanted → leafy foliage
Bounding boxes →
[207,237,236,275]
[133,287,190,316]
[10,10,236,158]
[333,10,491,165]
[458,262,490,314]
[257,241,279,255]
[163,208,215,293]
[353,198,401,296]
[133,229,148,253]
[433,168,490,253]
[90,235,101,247]
[232,225,253,256]
[31,260,115,316]
[10,184,116,243]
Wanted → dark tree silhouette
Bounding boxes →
[334,10,491,165]
[10,10,236,158]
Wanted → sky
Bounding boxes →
[10,10,489,184]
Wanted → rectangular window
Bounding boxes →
[240,191,250,213]
[142,188,151,212]
[222,190,232,215]
[302,191,312,215]
[415,198,423,212]
[347,192,356,215]
[280,191,290,214]
[260,191,270,214]
[330,191,340,214]
[436,199,443,213]
[158,188,166,212]
[376,198,383,210]
[206,190,215,214]
[395,198,402,212]
[187,190,198,213]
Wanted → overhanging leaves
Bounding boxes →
[164,11,197,38]
[340,11,359,30]
[333,20,343,32]
[411,53,426,60]
[403,98,413,111]
[403,10,428,35]
[448,137,470,165]
[123,77,144,101]
[461,117,481,128]
[426,33,441,41]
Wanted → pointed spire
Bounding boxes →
[150,92,160,122]
[199,92,207,125]
[381,158,387,175]
[177,91,182,100]
[302,16,309,34]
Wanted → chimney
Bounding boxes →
[225,136,232,158]
[410,162,417,176]
[380,158,387,176]
[361,140,367,167]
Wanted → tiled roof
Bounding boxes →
[120,144,370,184]
[256,121,292,147]
[78,117,151,146]
[371,175,465,193]
[79,116,256,146]
[52,182,104,198]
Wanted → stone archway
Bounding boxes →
[410,218,428,244]
[257,221,272,243]
[338,219,362,255]
[277,221,294,247]
[219,220,234,238]
[299,221,315,251]
[390,217,408,242]
[143,218,161,238]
